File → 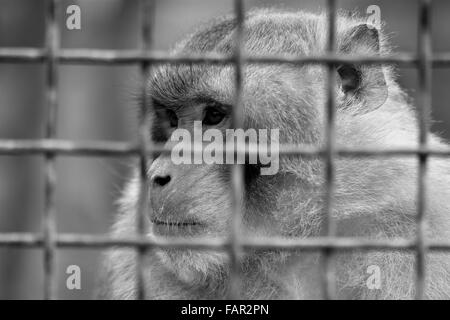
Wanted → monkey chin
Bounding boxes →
[155,247,228,288]
[150,220,227,286]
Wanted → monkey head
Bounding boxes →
[134,10,390,287]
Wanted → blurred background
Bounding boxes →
[0,0,449,299]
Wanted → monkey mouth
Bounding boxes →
[150,218,205,237]
[151,219,200,227]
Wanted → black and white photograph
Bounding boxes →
[0,0,450,306]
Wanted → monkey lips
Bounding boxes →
[151,218,204,236]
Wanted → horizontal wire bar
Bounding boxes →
[1,139,450,157]
[1,48,450,66]
[0,233,450,251]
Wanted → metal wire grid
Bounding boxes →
[0,0,449,300]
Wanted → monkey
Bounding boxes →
[98,9,450,299]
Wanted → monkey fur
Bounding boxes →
[98,9,450,300]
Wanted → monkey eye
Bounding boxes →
[166,109,178,128]
[203,106,226,126]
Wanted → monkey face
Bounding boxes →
[147,96,234,239]
[139,12,390,284]
[141,61,325,286]
[146,63,316,234]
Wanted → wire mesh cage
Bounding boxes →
[0,0,450,300]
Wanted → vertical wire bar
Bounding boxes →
[227,0,245,300]
[321,0,337,300]
[135,0,156,300]
[43,0,60,300]
[416,0,432,300]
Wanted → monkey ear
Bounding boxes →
[336,24,388,113]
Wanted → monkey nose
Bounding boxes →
[152,175,171,187]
